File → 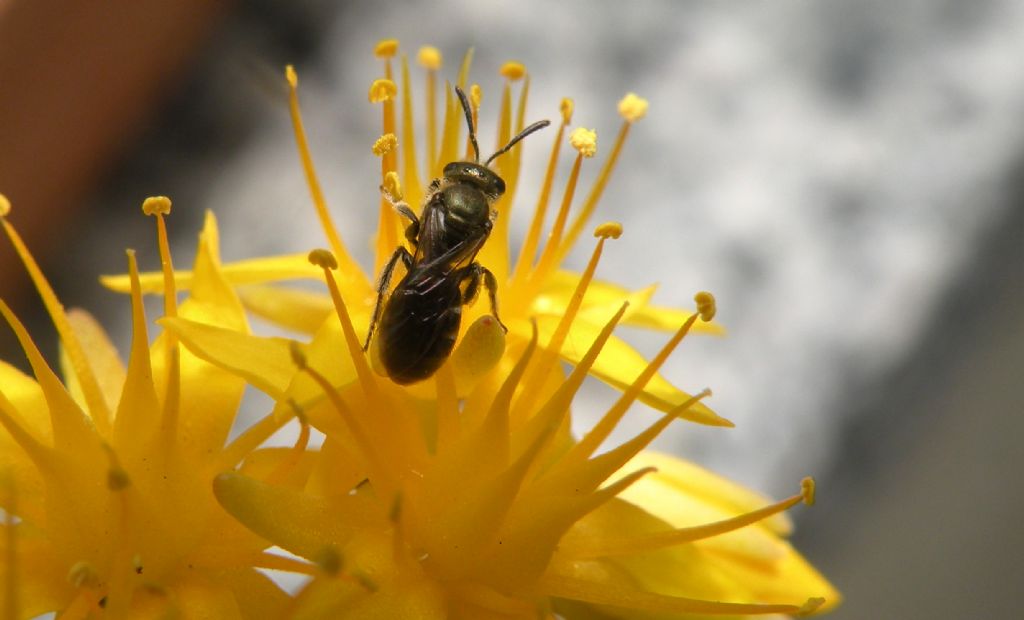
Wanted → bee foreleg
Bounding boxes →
[381,184,421,247]
[364,246,414,351]
[460,263,508,333]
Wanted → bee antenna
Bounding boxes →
[455,86,481,163]
[485,119,551,166]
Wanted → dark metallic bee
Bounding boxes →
[363,86,550,384]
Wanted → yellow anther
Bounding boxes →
[499,60,526,81]
[289,340,308,370]
[68,561,101,589]
[308,248,338,270]
[798,597,827,617]
[314,546,343,575]
[618,92,649,123]
[374,39,399,58]
[560,98,574,124]
[801,477,816,506]
[107,466,131,491]
[285,64,298,88]
[141,195,172,216]
[594,221,623,239]
[368,78,397,103]
[569,127,598,157]
[372,133,398,156]
[694,291,716,322]
[417,45,442,70]
[0,193,10,216]
[470,83,482,109]
[382,171,402,201]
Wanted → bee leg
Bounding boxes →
[363,246,414,351]
[481,266,508,333]
[461,263,509,333]
[381,182,421,247]
[394,204,420,246]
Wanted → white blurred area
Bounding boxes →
[58,1,1024,618]
[189,0,1024,489]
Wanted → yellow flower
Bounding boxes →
[101,43,730,427]
[0,198,307,618]
[196,246,838,617]
[89,41,838,617]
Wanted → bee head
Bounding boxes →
[443,162,506,197]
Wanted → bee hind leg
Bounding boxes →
[461,263,509,333]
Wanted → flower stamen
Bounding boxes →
[417,46,442,174]
[1,204,111,433]
[516,129,596,309]
[557,92,648,262]
[572,477,816,559]
[509,97,573,290]
[0,300,94,454]
[285,66,361,283]
[399,54,424,207]
[143,197,181,439]
[512,224,619,423]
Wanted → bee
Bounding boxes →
[363,85,550,384]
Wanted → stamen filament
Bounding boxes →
[0,387,53,471]
[296,351,395,492]
[284,66,361,283]
[568,309,704,463]
[1,215,111,433]
[515,301,628,457]
[509,103,570,291]
[418,46,441,174]
[311,253,379,402]
[0,300,94,452]
[216,409,290,472]
[517,150,585,312]
[143,199,182,444]
[437,83,459,178]
[266,417,311,485]
[399,55,423,208]
[511,226,615,422]
[558,120,631,262]
[573,479,816,559]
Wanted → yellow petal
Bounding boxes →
[158,212,249,454]
[0,361,49,439]
[59,308,125,415]
[100,253,329,295]
[617,451,793,536]
[212,472,376,562]
[160,317,299,401]
[237,284,334,334]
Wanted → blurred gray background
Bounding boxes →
[2,1,1022,618]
